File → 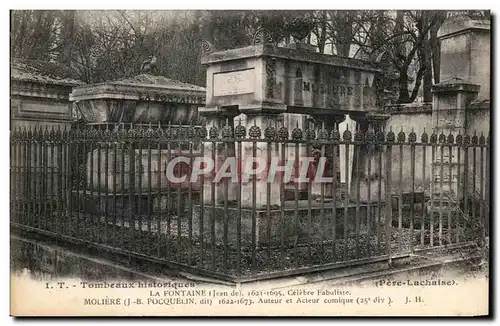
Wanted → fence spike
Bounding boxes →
[318,123,329,140]
[248,124,261,139]
[222,121,233,138]
[472,131,479,145]
[235,121,246,138]
[354,126,363,141]
[438,130,446,143]
[264,123,276,140]
[387,127,395,143]
[331,126,340,141]
[209,124,219,139]
[408,128,416,143]
[479,132,485,145]
[365,126,375,142]
[165,121,173,139]
[464,133,471,145]
[397,127,406,142]
[306,125,316,140]
[447,131,454,144]
[278,124,289,140]
[342,127,352,141]
[421,128,428,143]
[291,124,303,140]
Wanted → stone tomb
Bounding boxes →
[11,58,84,130]
[70,74,206,216]
[199,42,385,208]
[202,43,380,114]
[70,74,205,126]
[10,59,85,198]
[196,42,388,247]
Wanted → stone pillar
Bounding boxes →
[431,80,480,197]
[240,113,283,209]
[310,114,346,200]
[278,113,310,200]
[198,107,239,205]
[349,112,389,202]
[432,80,479,135]
[431,14,490,202]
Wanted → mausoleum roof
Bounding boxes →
[70,73,206,104]
[10,58,84,86]
[112,74,205,92]
[432,77,481,93]
[438,14,490,39]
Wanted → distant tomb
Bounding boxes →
[70,73,206,126]
[10,58,84,129]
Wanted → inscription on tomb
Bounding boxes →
[213,69,255,96]
[302,82,354,96]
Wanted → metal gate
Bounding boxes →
[10,123,490,282]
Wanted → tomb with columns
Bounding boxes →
[195,40,389,245]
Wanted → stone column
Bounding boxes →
[198,106,239,205]
[431,79,480,197]
[349,112,389,202]
[239,113,283,209]
[310,114,346,200]
[433,15,490,199]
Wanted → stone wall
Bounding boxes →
[466,100,490,197]
[383,103,433,194]
[381,99,490,198]
[10,97,75,130]
[466,101,490,135]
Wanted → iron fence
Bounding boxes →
[10,123,490,282]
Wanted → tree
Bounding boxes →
[11,9,490,102]
[349,10,444,103]
[10,10,59,61]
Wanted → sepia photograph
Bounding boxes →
[8,8,491,317]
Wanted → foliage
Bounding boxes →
[10,10,490,102]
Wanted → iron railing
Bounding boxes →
[9,123,490,282]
